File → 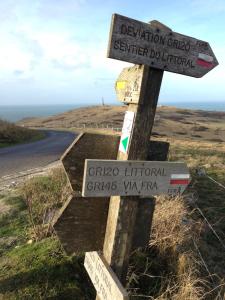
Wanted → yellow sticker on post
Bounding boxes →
[116,81,126,90]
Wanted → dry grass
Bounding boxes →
[150,196,204,300]
[150,195,193,254]
[20,168,71,240]
[127,195,208,300]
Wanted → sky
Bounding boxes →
[0,0,224,106]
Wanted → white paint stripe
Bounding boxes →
[198,53,213,63]
[171,174,190,179]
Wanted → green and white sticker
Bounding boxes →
[119,111,135,153]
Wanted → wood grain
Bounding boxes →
[53,196,109,254]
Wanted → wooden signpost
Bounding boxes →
[53,13,218,300]
[82,160,190,197]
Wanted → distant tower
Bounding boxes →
[102,97,105,106]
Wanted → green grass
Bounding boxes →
[0,194,28,245]
[0,192,94,299]
[0,238,94,299]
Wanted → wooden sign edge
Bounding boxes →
[52,194,73,226]
[84,252,129,299]
[107,13,117,59]
[61,132,84,161]
[82,159,88,197]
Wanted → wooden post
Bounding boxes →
[95,66,163,300]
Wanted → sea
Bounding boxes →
[0,102,225,123]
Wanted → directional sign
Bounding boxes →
[119,111,135,154]
[107,14,218,78]
[84,252,128,300]
[82,160,190,197]
[54,132,170,253]
[115,65,144,104]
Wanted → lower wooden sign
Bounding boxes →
[54,133,170,253]
[61,132,169,193]
[82,160,190,197]
[84,252,129,300]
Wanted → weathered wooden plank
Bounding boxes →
[82,160,190,197]
[61,133,120,193]
[61,132,169,193]
[53,196,109,254]
[115,65,144,104]
[84,252,129,300]
[108,14,218,78]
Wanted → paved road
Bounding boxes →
[0,130,77,177]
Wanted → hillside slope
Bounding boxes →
[18,105,225,143]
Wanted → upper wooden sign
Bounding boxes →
[107,14,218,78]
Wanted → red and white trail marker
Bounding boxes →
[170,174,190,185]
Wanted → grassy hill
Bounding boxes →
[0,119,45,148]
[17,105,225,143]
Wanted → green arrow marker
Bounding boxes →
[122,136,129,151]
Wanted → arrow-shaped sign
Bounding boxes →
[82,160,190,197]
[107,14,218,78]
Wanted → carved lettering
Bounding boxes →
[120,24,191,52]
[83,160,190,197]
[114,40,195,69]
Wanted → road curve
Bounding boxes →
[0,130,77,177]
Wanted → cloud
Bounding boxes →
[13,70,25,76]
[51,58,90,71]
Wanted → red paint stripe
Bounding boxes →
[170,179,190,185]
[196,59,213,68]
